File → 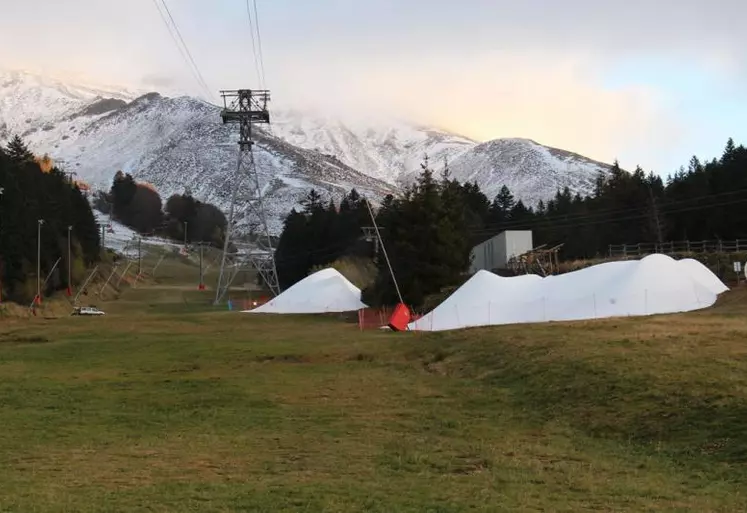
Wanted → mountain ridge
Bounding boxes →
[0,69,614,232]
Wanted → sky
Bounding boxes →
[0,0,745,176]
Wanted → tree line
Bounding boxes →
[0,136,100,303]
[275,137,747,307]
[93,172,228,247]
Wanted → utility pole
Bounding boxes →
[67,225,73,296]
[214,88,277,304]
[137,236,142,275]
[647,185,663,246]
[184,221,188,248]
[36,219,44,305]
[0,187,4,303]
[199,242,205,291]
[364,198,404,305]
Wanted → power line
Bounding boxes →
[472,183,747,236]
[150,0,214,101]
[252,0,268,87]
[470,193,747,239]
[245,0,263,87]
[159,0,213,99]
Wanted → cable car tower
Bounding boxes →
[214,89,279,304]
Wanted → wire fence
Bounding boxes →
[608,240,747,258]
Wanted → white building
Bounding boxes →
[469,230,533,273]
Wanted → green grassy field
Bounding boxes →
[0,282,746,511]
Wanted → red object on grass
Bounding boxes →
[198,283,205,291]
[388,303,411,332]
[34,294,41,305]
[66,286,72,296]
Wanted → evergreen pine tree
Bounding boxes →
[6,135,34,163]
[275,209,311,289]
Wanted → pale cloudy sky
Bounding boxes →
[0,0,745,176]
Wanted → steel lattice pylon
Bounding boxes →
[214,89,279,304]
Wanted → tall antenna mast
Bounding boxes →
[214,89,279,304]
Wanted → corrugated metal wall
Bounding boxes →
[469,231,533,273]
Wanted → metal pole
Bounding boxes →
[116,261,134,288]
[98,264,120,296]
[37,219,44,304]
[215,154,242,304]
[364,198,404,305]
[138,237,142,275]
[199,242,204,289]
[29,257,63,310]
[151,253,167,276]
[0,187,4,302]
[41,258,62,295]
[74,265,99,305]
[67,225,73,295]
[184,221,188,247]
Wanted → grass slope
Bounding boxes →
[0,287,746,511]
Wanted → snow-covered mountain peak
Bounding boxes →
[0,70,616,232]
[444,137,612,203]
[270,107,477,184]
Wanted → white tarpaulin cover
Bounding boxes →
[246,268,367,314]
[409,254,728,332]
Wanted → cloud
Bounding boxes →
[270,50,685,166]
[0,0,743,172]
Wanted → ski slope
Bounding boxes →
[94,211,182,257]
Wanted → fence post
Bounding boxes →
[686,240,691,253]
[608,245,612,258]
[593,293,597,319]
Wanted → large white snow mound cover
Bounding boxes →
[410,254,728,332]
[246,268,368,314]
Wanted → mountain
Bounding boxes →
[269,109,477,185]
[0,69,615,233]
[444,138,613,204]
[264,114,613,204]
[0,70,396,233]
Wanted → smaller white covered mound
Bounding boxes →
[246,268,367,314]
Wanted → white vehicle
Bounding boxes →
[71,306,106,316]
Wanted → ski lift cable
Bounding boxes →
[150,0,215,102]
[252,0,268,88]
[245,0,264,88]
